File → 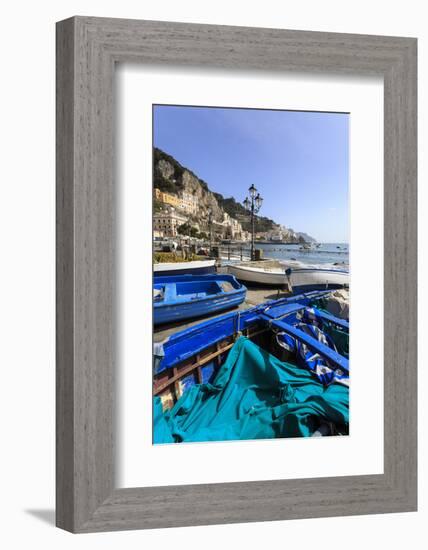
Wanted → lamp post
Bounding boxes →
[243,184,263,261]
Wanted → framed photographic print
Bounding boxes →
[56,17,417,532]
[151,104,351,445]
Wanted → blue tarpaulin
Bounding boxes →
[154,336,349,444]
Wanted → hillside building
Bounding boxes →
[153,210,188,237]
[179,191,198,214]
[154,188,181,209]
[154,188,198,214]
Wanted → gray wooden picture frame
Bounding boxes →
[56,16,417,533]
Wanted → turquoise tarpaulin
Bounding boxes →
[153,336,349,444]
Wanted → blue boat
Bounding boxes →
[153,274,247,325]
[153,289,349,442]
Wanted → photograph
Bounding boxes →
[152,105,350,444]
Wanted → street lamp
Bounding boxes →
[243,185,263,261]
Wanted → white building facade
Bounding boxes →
[153,210,188,237]
[179,191,198,214]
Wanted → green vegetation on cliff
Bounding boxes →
[212,193,276,233]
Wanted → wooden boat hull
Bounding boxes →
[229,263,349,290]
[290,267,349,291]
[154,259,216,277]
[154,274,246,325]
[153,290,349,414]
[228,263,288,285]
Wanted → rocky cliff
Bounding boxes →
[154,148,223,223]
[295,232,317,244]
[153,147,315,240]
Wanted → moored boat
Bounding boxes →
[153,289,349,443]
[287,265,349,291]
[228,260,349,291]
[228,260,290,285]
[153,274,246,325]
[154,259,216,277]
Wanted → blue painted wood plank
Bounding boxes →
[307,307,349,330]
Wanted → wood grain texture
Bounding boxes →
[56,16,417,533]
[56,17,76,532]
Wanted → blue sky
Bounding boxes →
[153,105,349,242]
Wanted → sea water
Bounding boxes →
[256,243,349,269]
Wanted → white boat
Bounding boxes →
[228,260,349,291]
[154,259,216,277]
[288,266,349,291]
[228,261,291,285]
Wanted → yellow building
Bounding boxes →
[163,193,180,208]
[154,188,181,208]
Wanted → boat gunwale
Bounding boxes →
[154,288,246,308]
[154,290,337,371]
[154,304,350,404]
[230,264,349,275]
[153,258,216,272]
